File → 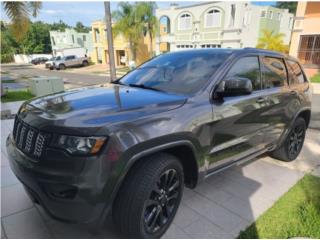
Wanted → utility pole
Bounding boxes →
[104,1,116,82]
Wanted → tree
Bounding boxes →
[256,30,289,53]
[74,21,91,33]
[2,2,42,41]
[275,2,297,14]
[112,2,144,62]
[1,21,19,63]
[136,2,158,57]
[20,21,52,54]
[50,20,70,32]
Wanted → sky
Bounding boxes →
[1,1,276,27]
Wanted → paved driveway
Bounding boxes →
[2,117,319,238]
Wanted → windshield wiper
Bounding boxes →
[128,83,163,92]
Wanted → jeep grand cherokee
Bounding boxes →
[7,48,311,238]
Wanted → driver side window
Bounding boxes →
[225,57,261,91]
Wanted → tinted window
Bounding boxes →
[287,60,305,84]
[262,57,287,88]
[66,56,75,60]
[119,50,232,95]
[225,57,261,90]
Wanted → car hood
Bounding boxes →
[21,84,187,130]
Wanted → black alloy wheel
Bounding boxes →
[143,169,180,234]
[270,117,306,162]
[288,124,305,159]
[113,153,184,238]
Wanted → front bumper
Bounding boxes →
[6,134,112,224]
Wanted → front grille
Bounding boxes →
[13,116,51,159]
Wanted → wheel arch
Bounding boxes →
[124,140,199,189]
[296,109,311,128]
[277,107,311,149]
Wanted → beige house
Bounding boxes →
[289,2,320,76]
[91,20,154,67]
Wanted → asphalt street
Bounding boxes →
[1,64,109,87]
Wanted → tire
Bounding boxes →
[82,60,88,67]
[269,117,306,162]
[113,153,184,238]
[59,64,66,70]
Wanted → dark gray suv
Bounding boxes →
[7,48,311,238]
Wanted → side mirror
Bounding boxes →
[216,77,253,97]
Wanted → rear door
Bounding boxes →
[65,55,76,67]
[260,56,292,145]
[208,55,271,170]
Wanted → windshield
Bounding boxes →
[119,50,232,95]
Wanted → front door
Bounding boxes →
[208,56,271,171]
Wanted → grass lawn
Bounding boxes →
[1,90,35,103]
[311,73,320,83]
[239,174,320,239]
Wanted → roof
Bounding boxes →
[161,48,296,60]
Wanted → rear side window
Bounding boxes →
[262,57,287,88]
[287,60,306,84]
[225,57,261,90]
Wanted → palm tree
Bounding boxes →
[112,2,143,62]
[256,29,289,53]
[2,2,42,41]
[136,2,158,57]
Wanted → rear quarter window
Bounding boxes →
[287,60,306,84]
[262,57,287,89]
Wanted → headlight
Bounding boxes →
[51,135,107,155]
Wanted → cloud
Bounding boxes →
[43,9,64,14]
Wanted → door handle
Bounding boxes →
[256,97,266,103]
[290,90,298,95]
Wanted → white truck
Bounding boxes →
[52,55,89,70]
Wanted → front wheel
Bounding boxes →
[269,117,306,162]
[113,153,184,238]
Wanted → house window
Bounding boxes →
[51,37,55,46]
[83,35,86,41]
[243,11,251,26]
[268,10,273,19]
[298,35,320,65]
[179,13,192,30]
[205,9,221,28]
[201,44,221,48]
[261,10,266,18]
[229,4,236,27]
[289,17,293,28]
[277,13,281,21]
[72,35,75,43]
[176,44,193,49]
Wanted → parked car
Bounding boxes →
[31,57,49,65]
[7,48,311,238]
[52,55,89,70]
[45,56,61,69]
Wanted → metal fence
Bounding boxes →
[298,35,320,66]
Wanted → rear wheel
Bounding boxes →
[82,60,88,67]
[269,117,306,162]
[113,153,184,238]
[59,64,66,70]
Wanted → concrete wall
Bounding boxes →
[14,54,53,64]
